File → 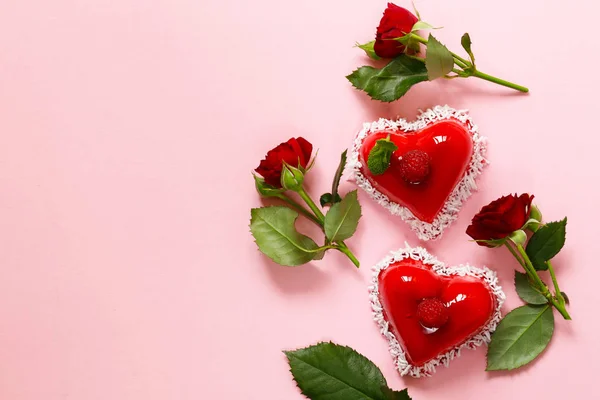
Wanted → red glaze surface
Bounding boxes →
[378,259,496,367]
[359,120,473,223]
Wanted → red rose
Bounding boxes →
[374,3,419,58]
[255,137,313,188]
[466,194,534,246]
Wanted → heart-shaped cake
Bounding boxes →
[369,246,504,377]
[348,105,486,240]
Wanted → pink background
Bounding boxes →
[0,0,597,398]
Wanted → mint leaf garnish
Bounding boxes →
[425,34,455,80]
[324,190,361,242]
[526,218,567,271]
[487,304,554,371]
[367,138,398,175]
[356,41,381,60]
[515,271,547,305]
[285,342,411,400]
[346,55,428,102]
[250,207,320,266]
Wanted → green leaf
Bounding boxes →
[346,55,429,102]
[460,32,475,65]
[411,21,441,32]
[285,342,410,400]
[253,174,284,198]
[331,150,347,203]
[367,138,398,175]
[319,193,341,207]
[526,218,567,271]
[381,387,411,400]
[514,271,547,305]
[486,304,554,371]
[324,190,361,242]
[396,34,421,53]
[356,41,381,60]
[250,207,320,266]
[425,34,455,80]
[472,238,506,248]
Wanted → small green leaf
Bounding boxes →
[460,32,475,65]
[356,41,381,60]
[367,138,398,175]
[486,304,554,371]
[319,193,342,207]
[526,218,567,271]
[285,342,407,400]
[250,207,320,266]
[320,193,332,207]
[515,271,547,305]
[425,34,455,80]
[382,387,412,400]
[253,175,284,198]
[346,55,429,102]
[411,21,441,32]
[331,150,347,203]
[324,190,362,242]
[473,238,506,248]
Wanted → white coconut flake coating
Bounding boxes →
[368,245,505,378]
[347,105,487,241]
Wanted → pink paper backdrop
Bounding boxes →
[0,0,597,398]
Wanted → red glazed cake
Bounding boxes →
[369,246,504,377]
[348,106,486,240]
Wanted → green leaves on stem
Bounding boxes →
[251,150,361,267]
[515,271,547,305]
[285,342,411,400]
[367,136,398,175]
[348,18,529,102]
[460,33,475,67]
[526,218,567,271]
[346,55,429,103]
[320,150,347,207]
[485,211,571,371]
[324,190,361,242]
[425,35,454,80]
[487,305,554,371]
[250,207,322,266]
[356,41,381,60]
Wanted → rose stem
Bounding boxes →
[547,260,566,305]
[278,194,322,225]
[297,188,360,268]
[505,242,549,294]
[515,244,571,320]
[408,33,529,92]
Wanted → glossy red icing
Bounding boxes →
[359,120,473,223]
[378,258,496,367]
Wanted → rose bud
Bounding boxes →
[374,3,419,58]
[466,194,534,247]
[254,137,313,188]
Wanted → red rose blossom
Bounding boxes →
[466,194,534,246]
[255,137,313,188]
[374,3,419,58]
